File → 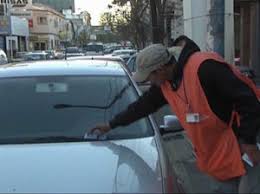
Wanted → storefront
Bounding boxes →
[10,16,29,53]
[29,34,59,51]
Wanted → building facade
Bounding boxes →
[32,0,75,12]
[62,9,91,46]
[27,4,66,50]
[167,0,259,80]
[0,2,29,59]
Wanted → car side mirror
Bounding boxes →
[160,115,183,135]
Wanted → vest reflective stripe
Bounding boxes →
[161,52,260,180]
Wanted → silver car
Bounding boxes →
[0,59,183,193]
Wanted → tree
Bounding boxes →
[96,33,120,43]
[111,0,172,46]
[100,12,116,32]
[77,29,89,46]
[110,0,151,48]
[150,0,169,43]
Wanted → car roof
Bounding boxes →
[87,43,103,46]
[26,52,48,55]
[67,56,125,62]
[0,60,126,78]
[113,49,136,53]
[67,47,78,49]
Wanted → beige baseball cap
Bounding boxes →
[133,44,182,83]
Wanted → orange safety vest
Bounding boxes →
[161,52,260,181]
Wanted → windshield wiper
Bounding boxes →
[54,104,107,109]
[34,135,108,142]
[33,136,84,142]
[54,82,132,110]
[0,136,85,144]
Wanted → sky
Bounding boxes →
[75,0,112,26]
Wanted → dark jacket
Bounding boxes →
[110,38,260,145]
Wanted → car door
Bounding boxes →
[138,84,209,193]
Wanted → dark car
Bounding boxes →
[84,44,104,55]
[65,47,84,58]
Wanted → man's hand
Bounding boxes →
[89,124,111,135]
[241,144,260,165]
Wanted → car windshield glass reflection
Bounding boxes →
[0,76,153,144]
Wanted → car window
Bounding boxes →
[66,48,80,53]
[127,57,137,72]
[84,45,104,52]
[0,75,153,144]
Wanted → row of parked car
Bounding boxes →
[1,46,257,83]
[0,44,136,63]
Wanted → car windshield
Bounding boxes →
[84,45,104,52]
[66,48,79,53]
[0,75,153,144]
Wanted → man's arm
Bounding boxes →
[109,85,168,129]
[198,60,260,145]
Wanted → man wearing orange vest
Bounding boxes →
[90,36,260,193]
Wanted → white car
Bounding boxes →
[0,59,184,193]
[0,59,246,193]
[0,49,8,65]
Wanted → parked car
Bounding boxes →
[54,50,65,59]
[65,47,84,58]
[15,51,27,59]
[45,50,56,59]
[24,52,50,61]
[67,55,125,63]
[0,49,8,65]
[67,55,132,74]
[0,60,184,193]
[127,54,137,72]
[84,43,104,55]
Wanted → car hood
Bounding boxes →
[0,137,163,193]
